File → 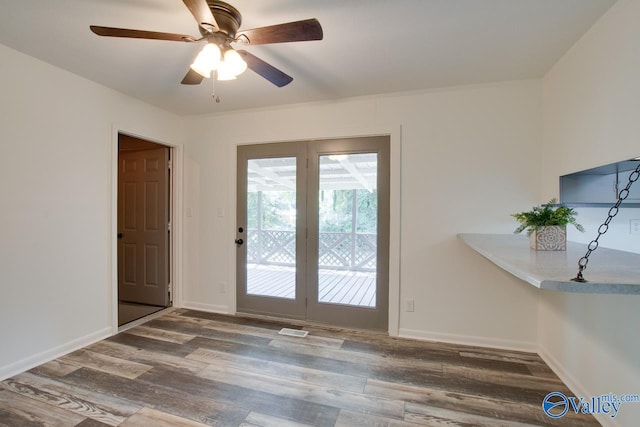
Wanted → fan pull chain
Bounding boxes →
[211,71,221,103]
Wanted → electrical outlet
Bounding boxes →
[218,281,227,294]
[404,299,415,312]
[631,219,640,235]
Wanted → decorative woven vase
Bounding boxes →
[529,226,566,251]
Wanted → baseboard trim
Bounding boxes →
[398,328,537,353]
[537,345,618,427]
[180,301,230,315]
[0,327,112,381]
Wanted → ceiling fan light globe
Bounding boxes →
[190,43,221,78]
[223,49,248,76]
[190,63,211,78]
[217,65,238,81]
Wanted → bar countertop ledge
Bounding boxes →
[458,233,640,295]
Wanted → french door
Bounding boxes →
[236,137,389,330]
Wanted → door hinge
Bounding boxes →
[168,160,172,170]
[306,158,309,168]
[167,222,172,232]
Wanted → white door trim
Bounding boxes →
[109,126,184,334]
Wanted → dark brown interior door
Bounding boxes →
[118,135,170,307]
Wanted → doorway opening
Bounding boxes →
[117,134,173,326]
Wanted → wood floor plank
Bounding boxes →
[213,323,344,349]
[74,418,112,427]
[5,371,140,424]
[60,349,152,380]
[526,363,561,379]
[442,364,566,393]
[192,333,444,390]
[269,338,443,374]
[365,379,599,426]
[188,335,363,377]
[163,312,345,349]
[180,310,295,331]
[341,340,533,376]
[29,359,80,378]
[187,347,367,393]
[242,411,316,427]
[404,402,541,427]
[57,367,250,426]
[269,339,447,388]
[139,366,341,426]
[145,318,274,347]
[120,407,210,427]
[88,340,207,375]
[335,409,422,426]
[0,386,86,426]
[106,331,197,357]
[124,325,196,344]
[196,361,405,420]
[2,377,128,426]
[458,349,548,366]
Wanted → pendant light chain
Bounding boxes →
[211,70,221,103]
[571,162,640,282]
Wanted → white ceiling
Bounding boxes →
[0,0,616,116]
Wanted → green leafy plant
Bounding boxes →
[512,199,585,235]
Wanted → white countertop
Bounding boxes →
[458,233,640,294]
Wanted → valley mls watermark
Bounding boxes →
[543,391,640,419]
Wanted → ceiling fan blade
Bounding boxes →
[236,19,323,45]
[182,0,219,33]
[238,50,293,87]
[181,68,205,85]
[90,26,196,42]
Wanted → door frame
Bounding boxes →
[110,127,184,333]
[231,127,402,335]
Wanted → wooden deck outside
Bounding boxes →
[247,264,376,307]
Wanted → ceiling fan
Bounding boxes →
[90,0,323,89]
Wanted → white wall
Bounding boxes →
[183,80,542,351]
[541,0,640,425]
[0,43,184,378]
[1,2,636,422]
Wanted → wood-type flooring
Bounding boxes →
[0,309,600,426]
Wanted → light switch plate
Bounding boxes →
[404,299,415,312]
[631,219,640,235]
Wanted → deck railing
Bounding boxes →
[247,229,377,271]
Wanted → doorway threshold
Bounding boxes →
[118,305,176,333]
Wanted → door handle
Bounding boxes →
[234,238,244,245]
[117,233,123,239]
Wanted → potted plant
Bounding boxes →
[512,199,584,251]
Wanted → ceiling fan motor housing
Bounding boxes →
[202,1,242,38]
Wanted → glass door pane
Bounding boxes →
[246,157,297,300]
[317,153,378,307]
